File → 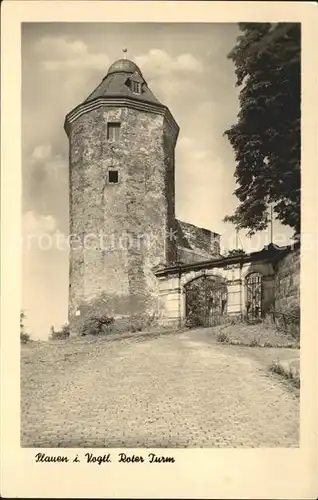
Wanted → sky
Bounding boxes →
[22,22,294,339]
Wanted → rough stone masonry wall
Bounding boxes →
[68,105,176,324]
[163,120,177,264]
[274,247,300,318]
[175,220,220,264]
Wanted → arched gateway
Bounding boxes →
[184,275,227,327]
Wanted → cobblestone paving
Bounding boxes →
[21,330,299,448]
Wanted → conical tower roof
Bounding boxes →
[64,57,179,139]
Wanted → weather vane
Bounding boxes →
[122,48,128,59]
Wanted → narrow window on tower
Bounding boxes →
[107,122,120,141]
[131,81,141,94]
[108,169,119,184]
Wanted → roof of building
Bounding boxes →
[84,58,161,106]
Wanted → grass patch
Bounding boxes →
[214,322,299,348]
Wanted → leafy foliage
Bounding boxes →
[216,330,230,343]
[79,313,114,336]
[269,359,300,388]
[130,312,158,333]
[76,294,115,336]
[226,248,247,257]
[224,23,301,236]
[49,323,70,340]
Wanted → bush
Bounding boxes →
[216,330,229,343]
[185,312,204,329]
[130,312,158,333]
[61,323,70,337]
[75,295,115,336]
[20,332,30,344]
[263,341,273,347]
[269,359,300,388]
[50,323,70,340]
[224,314,243,326]
[250,337,260,347]
[79,313,114,336]
[226,249,247,257]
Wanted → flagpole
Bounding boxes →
[270,204,273,244]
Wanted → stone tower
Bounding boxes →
[64,58,179,328]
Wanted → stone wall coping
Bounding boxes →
[154,242,300,278]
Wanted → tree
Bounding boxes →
[226,248,247,257]
[20,310,25,332]
[224,23,300,236]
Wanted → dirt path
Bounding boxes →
[21,330,299,448]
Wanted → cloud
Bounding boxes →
[23,210,57,235]
[196,100,216,116]
[23,144,69,230]
[30,144,67,182]
[31,144,53,161]
[135,49,206,110]
[22,209,69,252]
[136,49,203,79]
[35,36,110,71]
[149,77,198,104]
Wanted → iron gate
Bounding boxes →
[185,275,227,327]
[246,272,262,320]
